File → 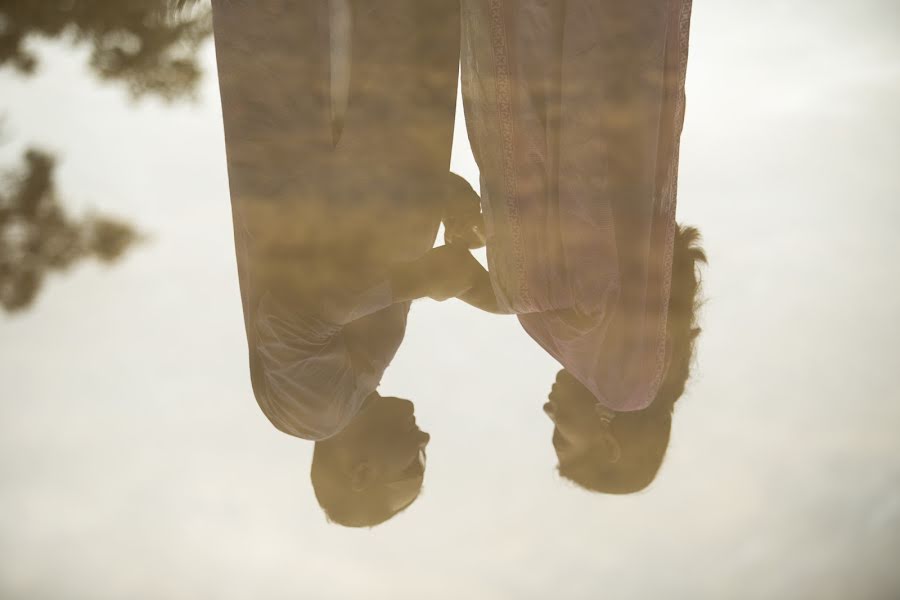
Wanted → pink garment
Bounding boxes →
[461,0,693,411]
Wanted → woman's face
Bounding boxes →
[544,370,611,464]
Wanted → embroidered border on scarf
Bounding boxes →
[488,0,531,308]
[649,0,693,402]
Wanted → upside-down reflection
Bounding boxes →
[544,225,706,493]
[212,0,481,526]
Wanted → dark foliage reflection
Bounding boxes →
[0,1,213,313]
[0,0,212,100]
[0,149,139,313]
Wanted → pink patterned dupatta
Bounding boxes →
[461,0,693,411]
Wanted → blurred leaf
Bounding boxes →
[0,0,212,100]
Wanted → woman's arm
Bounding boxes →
[456,266,503,314]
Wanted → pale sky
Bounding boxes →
[1,2,899,599]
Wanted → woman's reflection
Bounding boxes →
[544,226,706,493]
[455,0,704,492]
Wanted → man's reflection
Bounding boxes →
[211,1,472,525]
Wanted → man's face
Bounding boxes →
[338,395,430,485]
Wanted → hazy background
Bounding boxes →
[1,1,899,598]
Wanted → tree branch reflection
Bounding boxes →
[0,149,140,313]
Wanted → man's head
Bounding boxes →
[545,225,706,493]
[311,394,430,527]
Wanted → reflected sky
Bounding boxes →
[1,1,900,599]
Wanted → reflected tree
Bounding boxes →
[0,2,210,313]
[0,149,140,313]
[0,0,212,100]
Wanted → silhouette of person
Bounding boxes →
[544,225,705,493]
[211,1,482,524]
[453,0,702,491]
[311,394,430,527]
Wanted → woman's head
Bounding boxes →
[310,394,430,527]
[545,224,706,493]
[546,368,673,493]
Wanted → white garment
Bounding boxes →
[211,0,459,439]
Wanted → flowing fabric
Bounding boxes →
[461,0,693,411]
[212,0,459,439]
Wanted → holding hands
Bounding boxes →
[390,242,486,303]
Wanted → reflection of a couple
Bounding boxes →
[213,0,702,526]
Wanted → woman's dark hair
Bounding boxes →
[558,224,707,493]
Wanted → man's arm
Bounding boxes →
[390,244,488,304]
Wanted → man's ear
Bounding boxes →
[350,461,374,492]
